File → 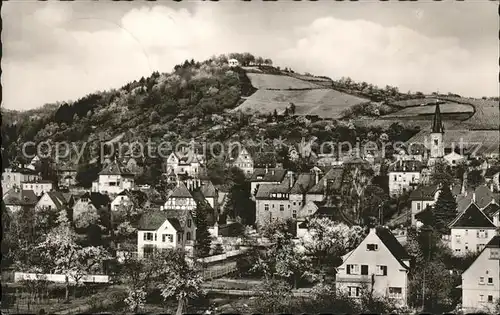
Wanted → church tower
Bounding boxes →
[429,102,444,161]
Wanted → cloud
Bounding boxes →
[276,17,496,97]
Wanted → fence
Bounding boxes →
[14,272,109,284]
[201,262,238,281]
[199,249,247,264]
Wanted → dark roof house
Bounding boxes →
[448,203,495,228]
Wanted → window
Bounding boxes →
[434,139,438,146]
[292,210,297,219]
[186,232,191,241]
[178,233,183,242]
[348,286,360,297]
[488,277,493,285]
[479,295,484,302]
[488,295,493,303]
[361,265,369,275]
[144,232,154,241]
[366,244,378,251]
[162,234,173,242]
[264,204,269,211]
[417,203,421,211]
[477,244,485,251]
[479,277,485,285]
[455,249,461,253]
[280,204,284,211]
[347,264,359,275]
[376,265,387,276]
[187,219,192,228]
[389,287,402,299]
[293,202,296,206]
[465,229,468,235]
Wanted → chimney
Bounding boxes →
[472,192,476,203]
[288,171,294,188]
[490,183,494,193]
[315,172,319,185]
[265,165,269,174]
[197,178,201,188]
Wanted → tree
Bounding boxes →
[430,161,453,186]
[157,249,204,315]
[194,202,212,258]
[121,255,159,313]
[289,103,296,115]
[467,169,484,189]
[432,185,457,233]
[37,211,109,302]
[360,185,388,224]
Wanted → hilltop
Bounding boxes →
[2,52,498,170]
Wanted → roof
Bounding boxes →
[448,203,495,228]
[21,179,54,184]
[482,202,500,218]
[388,160,423,172]
[167,218,183,231]
[409,185,439,201]
[116,189,148,207]
[138,211,170,230]
[3,189,38,206]
[485,235,500,248]
[45,191,69,210]
[455,185,499,210]
[375,227,411,269]
[431,103,444,133]
[9,167,39,175]
[250,168,287,182]
[80,192,110,209]
[99,160,133,176]
[308,167,343,194]
[313,205,354,226]
[169,181,193,198]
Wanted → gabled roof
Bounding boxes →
[313,205,354,226]
[250,168,287,182]
[307,167,343,194]
[169,181,193,198]
[99,160,133,176]
[448,203,495,228]
[167,218,183,231]
[45,191,69,210]
[482,202,500,218]
[3,189,38,206]
[200,180,217,198]
[138,211,170,230]
[485,235,500,248]
[255,177,292,199]
[289,173,316,194]
[375,227,411,269]
[409,185,440,201]
[116,189,148,207]
[455,185,500,210]
[431,103,444,134]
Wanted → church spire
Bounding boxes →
[432,103,444,134]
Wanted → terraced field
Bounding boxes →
[438,97,499,130]
[389,98,442,108]
[246,73,323,90]
[234,89,370,118]
[382,102,474,118]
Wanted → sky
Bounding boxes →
[2,0,498,110]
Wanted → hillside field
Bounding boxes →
[234,89,370,118]
[439,97,499,130]
[389,98,441,108]
[246,73,323,90]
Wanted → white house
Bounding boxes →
[336,227,411,307]
[228,59,240,67]
[72,192,110,222]
[2,188,38,213]
[21,180,54,197]
[444,152,465,167]
[447,202,497,255]
[137,210,196,258]
[460,235,499,313]
[230,146,254,176]
[2,167,41,194]
[409,185,440,226]
[92,160,135,195]
[164,150,201,178]
[110,189,147,211]
[388,160,423,197]
[36,191,72,212]
[250,167,287,198]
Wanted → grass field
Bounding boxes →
[389,98,441,108]
[352,119,463,130]
[407,129,499,156]
[234,89,370,118]
[287,73,333,83]
[382,102,474,118]
[246,73,323,90]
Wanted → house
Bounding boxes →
[2,167,41,193]
[444,151,465,167]
[336,227,410,307]
[163,181,197,211]
[137,209,196,258]
[255,173,294,227]
[447,202,497,255]
[460,235,499,313]
[110,189,147,211]
[72,192,110,222]
[2,188,38,213]
[27,156,41,170]
[455,185,500,212]
[229,146,254,176]
[305,167,343,204]
[250,167,287,198]
[21,180,54,197]
[297,201,354,238]
[409,185,440,226]
[92,160,135,195]
[388,160,423,197]
[36,191,73,213]
[288,172,317,217]
[482,202,500,227]
[228,59,240,67]
[199,179,218,209]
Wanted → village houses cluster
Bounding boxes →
[2,104,500,312]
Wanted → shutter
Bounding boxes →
[347,265,351,274]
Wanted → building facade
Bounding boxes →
[388,160,423,197]
[21,180,54,197]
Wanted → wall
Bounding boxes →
[22,182,53,196]
[389,171,420,197]
[14,272,109,284]
[411,199,436,226]
[449,228,496,255]
[255,198,292,227]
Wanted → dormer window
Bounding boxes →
[367,244,378,251]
